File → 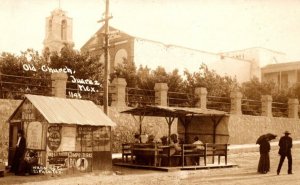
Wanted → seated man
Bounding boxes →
[18,151,39,175]
[169,134,182,166]
[146,135,156,144]
[26,151,39,174]
[192,136,204,165]
[193,136,204,150]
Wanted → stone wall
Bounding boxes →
[0,99,21,163]
[227,115,300,144]
[177,114,300,146]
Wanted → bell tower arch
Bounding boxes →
[43,8,74,54]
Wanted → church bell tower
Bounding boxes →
[43,8,74,54]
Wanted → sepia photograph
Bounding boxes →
[0,0,300,184]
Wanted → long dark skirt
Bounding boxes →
[257,153,270,173]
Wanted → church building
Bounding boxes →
[41,7,288,84]
[80,26,285,83]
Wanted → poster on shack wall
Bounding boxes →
[47,125,62,151]
[26,121,43,150]
[92,126,110,152]
[60,126,76,151]
[76,126,111,152]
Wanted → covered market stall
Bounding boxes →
[118,105,233,170]
[7,94,116,173]
[121,105,229,144]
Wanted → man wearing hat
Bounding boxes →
[277,131,293,175]
[11,130,27,175]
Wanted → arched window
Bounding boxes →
[61,20,67,40]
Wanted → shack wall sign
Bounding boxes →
[27,121,43,149]
[47,125,61,151]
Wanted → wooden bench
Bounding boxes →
[122,143,132,162]
[178,143,229,167]
[205,143,229,165]
[122,143,229,167]
[181,144,205,167]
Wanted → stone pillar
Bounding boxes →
[195,87,207,109]
[154,83,168,106]
[51,73,68,98]
[261,95,273,117]
[111,78,127,107]
[230,91,242,114]
[288,98,299,119]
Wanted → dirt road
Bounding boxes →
[1,148,299,185]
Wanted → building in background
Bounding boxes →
[220,48,286,80]
[81,26,286,83]
[43,8,74,54]
[261,61,300,90]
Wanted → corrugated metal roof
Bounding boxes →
[25,94,116,126]
[121,105,228,117]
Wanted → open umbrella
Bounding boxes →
[256,133,277,144]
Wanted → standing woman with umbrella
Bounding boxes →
[257,133,277,174]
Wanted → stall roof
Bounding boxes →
[13,94,116,126]
[121,105,228,117]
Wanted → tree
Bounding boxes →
[241,77,275,100]
[110,58,137,88]
[0,49,49,98]
[49,45,103,83]
[183,64,238,97]
[241,77,295,102]
[49,46,104,102]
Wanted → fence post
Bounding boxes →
[51,73,68,98]
[230,91,242,114]
[195,87,207,109]
[154,83,168,106]
[261,95,273,117]
[288,98,299,119]
[111,78,127,107]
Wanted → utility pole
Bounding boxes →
[99,0,112,115]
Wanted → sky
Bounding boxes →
[1,0,300,61]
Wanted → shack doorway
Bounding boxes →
[8,121,22,167]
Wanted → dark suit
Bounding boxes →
[11,136,26,174]
[258,140,270,173]
[277,135,292,174]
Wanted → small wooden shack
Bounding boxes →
[8,94,116,173]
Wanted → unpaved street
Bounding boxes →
[1,148,299,185]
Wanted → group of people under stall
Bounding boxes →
[133,133,205,166]
[9,130,39,176]
[257,130,293,175]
